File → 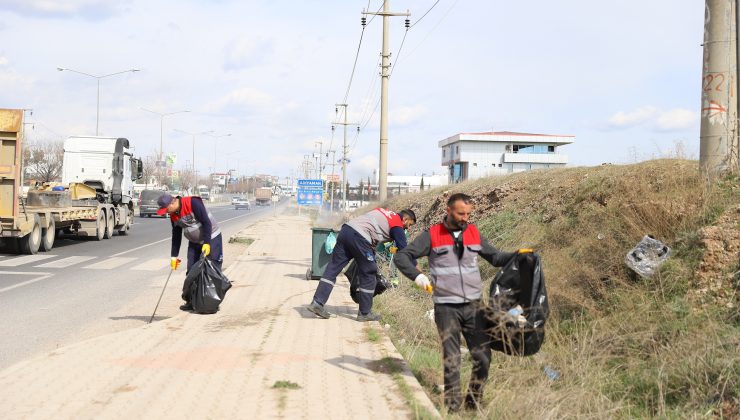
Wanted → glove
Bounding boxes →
[517,248,534,254]
[389,246,398,254]
[202,243,211,257]
[170,257,181,270]
[414,274,433,294]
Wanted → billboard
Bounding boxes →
[297,179,323,206]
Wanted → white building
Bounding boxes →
[439,131,574,183]
[387,171,448,194]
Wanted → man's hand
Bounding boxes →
[517,248,534,254]
[202,243,211,257]
[414,274,433,293]
[170,257,181,270]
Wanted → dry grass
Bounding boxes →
[373,160,739,418]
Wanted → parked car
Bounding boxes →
[139,189,168,217]
[234,197,251,210]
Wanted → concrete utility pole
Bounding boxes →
[333,104,359,211]
[700,0,740,177]
[328,150,337,212]
[363,1,410,201]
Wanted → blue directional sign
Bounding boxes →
[297,179,323,206]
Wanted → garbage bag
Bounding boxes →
[325,231,337,254]
[344,260,394,304]
[485,252,549,356]
[182,256,232,314]
[625,235,671,278]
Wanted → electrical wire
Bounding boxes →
[400,0,460,62]
[341,1,383,105]
[409,0,441,28]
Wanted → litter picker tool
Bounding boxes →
[149,265,177,324]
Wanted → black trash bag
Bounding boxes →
[484,252,549,356]
[182,256,232,314]
[345,260,394,304]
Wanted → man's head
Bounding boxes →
[398,209,416,229]
[156,194,180,216]
[445,193,473,230]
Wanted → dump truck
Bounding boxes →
[254,187,273,206]
[0,108,143,254]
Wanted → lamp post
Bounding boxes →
[142,108,189,187]
[57,67,140,136]
[205,133,231,194]
[174,128,213,189]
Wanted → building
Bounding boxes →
[387,171,448,194]
[439,131,574,183]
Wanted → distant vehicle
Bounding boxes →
[197,185,210,200]
[231,196,240,205]
[255,187,273,206]
[234,197,251,210]
[139,189,168,217]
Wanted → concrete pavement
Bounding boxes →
[0,211,438,419]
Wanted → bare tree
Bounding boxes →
[179,167,195,193]
[23,140,64,183]
[141,155,157,188]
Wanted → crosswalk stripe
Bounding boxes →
[36,256,97,268]
[130,258,167,271]
[83,257,136,270]
[0,254,57,267]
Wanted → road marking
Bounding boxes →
[35,255,97,268]
[110,209,259,257]
[0,254,57,267]
[83,257,136,270]
[130,258,167,271]
[0,271,53,294]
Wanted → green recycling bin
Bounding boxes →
[306,227,336,280]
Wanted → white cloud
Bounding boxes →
[655,108,697,131]
[0,0,128,20]
[223,37,271,71]
[607,106,657,128]
[604,106,698,132]
[0,56,8,66]
[205,87,273,113]
[390,105,427,126]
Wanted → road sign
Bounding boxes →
[297,179,323,206]
[326,174,340,183]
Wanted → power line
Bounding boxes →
[342,2,383,104]
[400,0,460,62]
[410,0,441,28]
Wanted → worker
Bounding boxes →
[157,193,223,311]
[394,193,529,412]
[307,207,416,322]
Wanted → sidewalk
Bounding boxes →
[0,213,439,419]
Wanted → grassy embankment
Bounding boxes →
[372,160,738,418]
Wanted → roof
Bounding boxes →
[439,131,576,147]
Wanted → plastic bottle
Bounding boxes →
[543,366,560,381]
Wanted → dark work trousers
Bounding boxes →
[182,234,224,302]
[312,224,378,315]
[434,301,492,411]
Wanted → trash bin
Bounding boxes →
[306,227,335,280]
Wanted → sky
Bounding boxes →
[0,0,705,183]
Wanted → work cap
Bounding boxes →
[156,194,173,215]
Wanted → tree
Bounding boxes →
[23,140,64,183]
[420,176,425,191]
[140,155,157,188]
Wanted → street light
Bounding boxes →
[174,129,213,188]
[142,108,189,187]
[205,132,232,173]
[57,67,141,136]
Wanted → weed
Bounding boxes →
[272,380,301,390]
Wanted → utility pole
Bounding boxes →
[333,104,359,211]
[328,150,337,212]
[701,0,740,177]
[363,1,410,201]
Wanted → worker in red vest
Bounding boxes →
[157,193,223,311]
[395,193,529,412]
[307,207,416,322]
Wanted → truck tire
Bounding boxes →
[104,210,114,239]
[40,217,56,252]
[95,210,105,241]
[20,215,42,255]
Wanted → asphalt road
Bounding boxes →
[0,201,283,370]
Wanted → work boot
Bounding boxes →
[356,312,381,322]
[307,301,333,319]
[179,302,193,311]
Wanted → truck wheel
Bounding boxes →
[104,210,114,239]
[95,210,105,241]
[20,215,42,255]
[40,217,56,251]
